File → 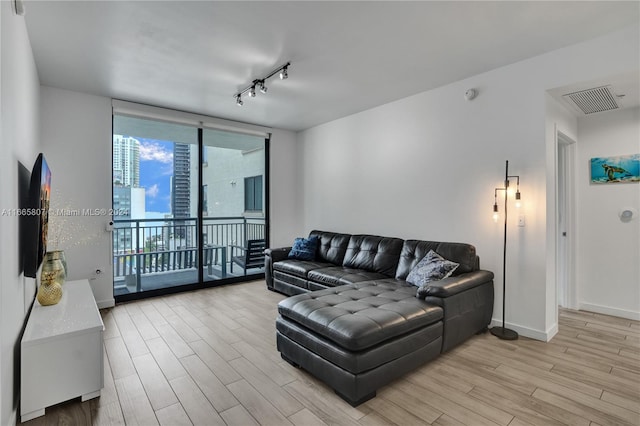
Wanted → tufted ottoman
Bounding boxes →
[276,281,443,406]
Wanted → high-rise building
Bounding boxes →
[171,143,191,245]
[113,135,140,188]
[172,143,190,218]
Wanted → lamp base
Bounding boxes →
[490,326,518,340]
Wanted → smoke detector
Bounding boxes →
[562,85,620,115]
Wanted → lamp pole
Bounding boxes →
[490,160,519,340]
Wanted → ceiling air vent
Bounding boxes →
[562,85,619,115]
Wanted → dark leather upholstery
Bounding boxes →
[342,235,403,277]
[266,231,483,296]
[274,279,308,295]
[267,230,495,406]
[309,230,351,264]
[417,270,494,298]
[395,240,478,279]
[277,282,443,351]
[277,330,442,406]
[273,259,331,278]
[425,280,494,352]
[273,271,309,291]
[264,247,289,290]
[276,316,442,374]
[307,267,388,287]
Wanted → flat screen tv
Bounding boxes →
[24,153,52,278]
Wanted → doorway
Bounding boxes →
[556,130,577,309]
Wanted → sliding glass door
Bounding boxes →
[202,130,266,282]
[112,114,268,299]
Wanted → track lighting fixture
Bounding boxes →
[233,61,290,105]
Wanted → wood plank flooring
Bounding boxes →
[19,280,640,426]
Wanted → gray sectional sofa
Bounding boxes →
[265,230,494,406]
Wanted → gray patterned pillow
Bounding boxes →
[406,250,459,287]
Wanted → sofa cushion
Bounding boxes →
[396,240,477,280]
[309,230,351,264]
[273,259,332,279]
[406,250,459,287]
[277,281,443,351]
[342,235,403,277]
[288,236,319,260]
[308,267,388,287]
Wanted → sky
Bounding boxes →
[138,138,174,215]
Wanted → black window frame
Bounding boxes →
[244,175,263,213]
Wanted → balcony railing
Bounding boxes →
[113,216,265,294]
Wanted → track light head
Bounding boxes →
[14,0,25,16]
[248,86,256,97]
[259,81,268,94]
[236,95,243,106]
[280,66,288,80]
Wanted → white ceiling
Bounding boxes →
[24,1,640,131]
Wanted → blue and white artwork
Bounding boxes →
[590,154,640,184]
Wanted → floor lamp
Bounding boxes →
[490,160,520,340]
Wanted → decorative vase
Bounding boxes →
[45,250,67,278]
[38,255,65,306]
[37,277,63,306]
[41,252,66,285]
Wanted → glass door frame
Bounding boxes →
[113,118,270,303]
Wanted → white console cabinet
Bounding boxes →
[21,279,104,422]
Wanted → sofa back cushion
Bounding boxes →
[342,235,404,277]
[395,240,478,280]
[309,230,352,264]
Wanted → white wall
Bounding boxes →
[40,86,114,308]
[0,2,41,424]
[269,128,303,247]
[297,24,639,340]
[576,107,640,319]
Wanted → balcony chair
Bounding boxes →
[229,239,266,275]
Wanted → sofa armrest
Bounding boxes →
[265,247,292,262]
[265,247,292,290]
[417,270,494,299]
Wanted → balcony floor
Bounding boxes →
[113,264,265,296]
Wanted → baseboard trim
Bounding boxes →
[489,318,551,341]
[578,303,640,321]
[97,298,115,309]
[545,323,559,342]
[8,409,17,426]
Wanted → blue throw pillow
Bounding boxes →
[406,250,459,287]
[288,236,319,261]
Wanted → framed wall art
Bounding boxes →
[590,154,640,184]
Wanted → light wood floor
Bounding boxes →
[20,280,640,426]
